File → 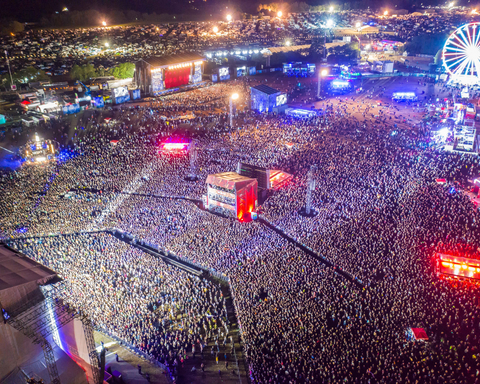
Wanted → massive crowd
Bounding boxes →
[1,77,480,383]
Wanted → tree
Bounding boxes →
[11,67,49,84]
[405,33,449,56]
[11,21,24,33]
[111,63,135,79]
[308,39,326,62]
[83,63,97,80]
[70,64,97,82]
[70,64,83,81]
[0,20,24,35]
[326,44,358,65]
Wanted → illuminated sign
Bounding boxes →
[332,80,350,88]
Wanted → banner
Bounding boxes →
[63,104,80,115]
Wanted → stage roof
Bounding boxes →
[140,53,205,68]
[207,172,257,190]
[0,244,57,292]
[251,84,280,95]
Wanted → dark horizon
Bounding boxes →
[2,0,445,23]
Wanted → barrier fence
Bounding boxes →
[96,327,175,382]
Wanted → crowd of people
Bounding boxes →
[10,233,230,378]
[1,76,480,383]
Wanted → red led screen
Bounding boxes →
[436,253,480,281]
[164,67,190,89]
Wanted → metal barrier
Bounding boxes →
[96,327,174,382]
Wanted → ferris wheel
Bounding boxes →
[443,22,480,84]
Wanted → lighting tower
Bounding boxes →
[305,165,316,215]
[188,140,198,180]
[230,93,239,127]
[317,69,328,98]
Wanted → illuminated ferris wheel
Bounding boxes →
[443,22,480,84]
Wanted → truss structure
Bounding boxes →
[6,282,100,384]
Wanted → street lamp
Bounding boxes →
[329,6,334,12]
[230,93,239,126]
[285,40,291,46]
[277,11,283,17]
[213,26,219,33]
[317,69,328,98]
[226,14,232,21]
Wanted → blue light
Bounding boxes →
[57,149,79,163]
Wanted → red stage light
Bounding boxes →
[162,143,189,150]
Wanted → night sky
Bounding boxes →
[2,0,251,21]
[2,0,445,22]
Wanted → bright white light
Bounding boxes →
[466,45,480,59]
[96,341,117,353]
[329,6,334,12]
[231,93,239,100]
[102,21,107,27]
[36,156,47,162]
[356,22,361,28]
[213,26,219,33]
[277,11,283,17]
[105,42,109,47]
[384,10,388,16]
[326,19,334,27]
[366,44,371,50]
[448,2,454,8]
[226,14,232,21]
[321,69,328,76]
[286,40,291,46]
[438,127,449,138]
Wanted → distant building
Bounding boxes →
[135,53,205,96]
